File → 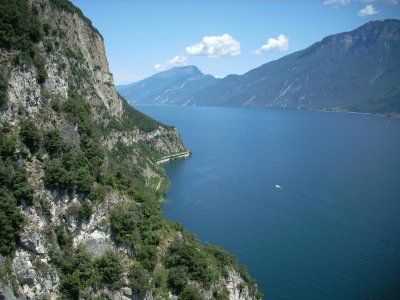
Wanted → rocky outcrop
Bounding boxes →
[13,248,59,299]
[226,271,253,300]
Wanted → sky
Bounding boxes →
[70,0,400,85]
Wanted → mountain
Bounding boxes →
[186,19,400,114]
[116,65,218,105]
[0,1,261,299]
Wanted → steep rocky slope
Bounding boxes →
[116,66,218,105]
[187,19,400,114]
[0,1,261,299]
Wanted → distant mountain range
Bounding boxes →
[118,19,400,114]
[116,65,218,105]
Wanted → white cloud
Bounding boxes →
[358,4,379,15]
[154,55,188,72]
[253,34,289,55]
[324,0,398,4]
[323,0,351,4]
[359,0,398,4]
[185,34,241,57]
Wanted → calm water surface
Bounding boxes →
[137,105,400,300]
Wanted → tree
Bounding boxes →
[43,128,65,158]
[179,285,204,300]
[94,251,124,289]
[128,264,150,296]
[0,190,25,255]
[168,266,189,294]
[19,121,41,153]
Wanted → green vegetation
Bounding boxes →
[168,265,189,294]
[0,67,9,109]
[20,120,42,153]
[50,226,123,298]
[48,0,102,39]
[66,200,93,223]
[128,264,151,296]
[165,233,218,289]
[43,94,104,194]
[43,128,65,158]
[180,285,204,300]
[0,0,42,65]
[0,126,33,255]
[94,251,124,289]
[0,191,25,255]
[106,95,163,133]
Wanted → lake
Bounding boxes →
[136,105,400,300]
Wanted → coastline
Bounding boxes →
[156,150,191,164]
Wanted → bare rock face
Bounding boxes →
[20,231,46,255]
[0,280,18,300]
[12,249,59,299]
[226,270,252,300]
[73,206,114,257]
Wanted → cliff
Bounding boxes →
[0,0,261,299]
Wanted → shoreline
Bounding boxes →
[156,151,191,164]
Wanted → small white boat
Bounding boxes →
[275,184,282,189]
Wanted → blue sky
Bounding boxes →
[70,0,400,85]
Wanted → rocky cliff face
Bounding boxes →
[0,1,261,299]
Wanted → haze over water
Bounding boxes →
[137,105,400,300]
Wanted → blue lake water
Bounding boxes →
[136,105,400,300]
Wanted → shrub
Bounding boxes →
[34,54,47,84]
[94,251,124,290]
[43,158,69,189]
[0,0,43,64]
[165,236,217,288]
[44,149,95,194]
[88,184,106,204]
[109,204,140,245]
[66,200,93,224]
[0,190,25,255]
[19,120,41,153]
[136,244,157,271]
[128,264,150,296]
[213,288,230,300]
[43,128,65,158]
[179,285,204,300]
[11,167,34,205]
[167,266,189,294]
[58,245,96,299]
[0,74,8,109]
[204,244,236,278]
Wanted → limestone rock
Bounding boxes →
[20,231,46,254]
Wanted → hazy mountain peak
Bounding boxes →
[117,65,217,105]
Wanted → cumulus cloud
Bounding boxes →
[185,34,241,57]
[154,55,188,72]
[358,4,379,15]
[323,0,351,4]
[253,34,289,55]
